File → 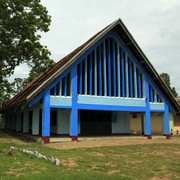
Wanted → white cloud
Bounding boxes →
[13,0,180,95]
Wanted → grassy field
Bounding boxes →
[0,137,180,179]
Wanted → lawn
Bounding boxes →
[0,137,180,179]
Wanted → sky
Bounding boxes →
[11,0,180,95]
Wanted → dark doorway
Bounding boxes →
[29,111,33,133]
[80,110,112,136]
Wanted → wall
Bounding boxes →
[151,113,163,135]
[130,113,142,134]
[57,109,70,135]
[112,111,130,134]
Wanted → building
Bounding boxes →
[174,97,180,135]
[1,19,180,143]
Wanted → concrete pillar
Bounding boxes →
[42,91,50,143]
[23,111,29,133]
[144,77,152,139]
[163,103,170,139]
[71,66,78,141]
[16,113,22,131]
[70,108,78,141]
[32,109,39,135]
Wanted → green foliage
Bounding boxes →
[160,73,178,97]
[0,0,54,105]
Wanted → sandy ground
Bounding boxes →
[45,136,180,150]
[1,130,179,150]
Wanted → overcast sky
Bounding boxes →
[11,0,180,95]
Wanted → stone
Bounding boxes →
[55,158,60,166]
[10,147,18,151]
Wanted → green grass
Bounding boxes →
[0,141,180,180]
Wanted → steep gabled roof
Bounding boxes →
[1,19,180,113]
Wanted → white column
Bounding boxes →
[23,111,29,133]
[32,109,39,135]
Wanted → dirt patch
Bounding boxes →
[44,136,180,150]
[61,158,78,167]
[107,169,120,175]
[88,152,105,157]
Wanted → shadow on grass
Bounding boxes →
[0,129,38,143]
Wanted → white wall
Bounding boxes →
[57,109,70,135]
[112,112,130,134]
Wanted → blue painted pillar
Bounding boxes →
[163,103,170,139]
[144,77,152,139]
[42,90,50,143]
[71,66,78,141]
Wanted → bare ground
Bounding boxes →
[0,130,179,150]
[45,136,180,150]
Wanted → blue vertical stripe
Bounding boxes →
[79,63,82,95]
[121,49,125,97]
[134,63,137,98]
[43,90,50,137]
[117,45,121,97]
[108,38,111,96]
[98,45,102,96]
[129,60,133,98]
[125,54,129,97]
[164,103,170,135]
[64,76,67,97]
[144,77,151,135]
[138,69,142,98]
[90,53,93,95]
[103,41,107,96]
[112,39,116,97]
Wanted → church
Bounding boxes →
[1,19,180,143]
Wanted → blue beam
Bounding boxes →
[43,90,50,137]
[144,77,151,136]
[112,39,116,97]
[79,63,82,95]
[138,69,142,98]
[29,91,44,107]
[129,61,133,98]
[84,58,87,95]
[117,44,121,97]
[89,53,93,95]
[164,103,170,135]
[121,49,125,97]
[108,38,111,96]
[103,41,107,96]
[71,65,78,139]
[110,31,176,114]
[98,45,102,96]
[125,53,129,97]
[77,103,146,112]
[133,63,137,98]
[94,49,97,95]
[64,76,67,97]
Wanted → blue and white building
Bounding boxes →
[1,19,180,142]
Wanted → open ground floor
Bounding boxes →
[1,106,174,142]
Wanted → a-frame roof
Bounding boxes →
[1,19,180,113]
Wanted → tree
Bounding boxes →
[0,0,54,105]
[160,73,178,97]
